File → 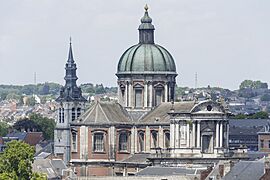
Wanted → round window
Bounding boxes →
[207,105,212,111]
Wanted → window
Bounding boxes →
[164,132,170,148]
[261,140,264,148]
[94,133,104,152]
[72,132,77,151]
[58,108,62,123]
[77,108,81,118]
[72,108,76,121]
[119,132,128,152]
[155,89,163,106]
[61,108,64,123]
[151,131,158,149]
[135,89,143,108]
[138,132,145,152]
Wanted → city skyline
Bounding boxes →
[0,0,270,90]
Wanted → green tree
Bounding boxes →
[29,114,56,140]
[240,80,268,89]
[0,141,35,179]
[0,122,9,136]
[261,94,270,102]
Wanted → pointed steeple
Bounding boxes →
[56,39,86,102]
[138,4,155,44]
[67,37,74,63]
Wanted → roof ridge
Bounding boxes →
[98,102,110,122]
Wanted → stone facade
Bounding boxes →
[54,6,230,177]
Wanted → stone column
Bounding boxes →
[226,123,229,148]
[149,83,153,108]
[134,127,137,153]
[170,122,175,148]
[216,121,219,148]
[144,82,148,108]
[117,84,121,104]
[125,82,128,107]
[158,126,163,149]
[131,127,135,154]
[192,122,196,147]
[145,126,151,152]
[220,121,223,147]
[175,122,179,148]
[164,83,168,102]
[186,122,190,148]
[196,121,201,148]
[128,82,133,108]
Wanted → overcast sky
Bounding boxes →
[0,0,269,90]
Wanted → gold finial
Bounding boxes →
[144,4,148,12]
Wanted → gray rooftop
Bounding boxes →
[139,101,195,123]
[223,160,264,180]
[75,101,132,125]
[136,166,198,176]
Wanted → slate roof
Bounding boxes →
[32,159,59,179]
[229,119,270,127]
[75,101,132,125]
[4,132,27,140]
[139,101,195,123]
[229,126,262,136]
[136,166,198,176]
[223,160,264,180]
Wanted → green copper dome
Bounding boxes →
[116,5,177,75]
[117,44,176,74]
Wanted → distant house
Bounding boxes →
[1,131,43,148]
[229,119,270,151]
[258,122,270,152]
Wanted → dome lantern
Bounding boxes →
[138,5,155,44]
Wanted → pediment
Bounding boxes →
[191,100,225,114]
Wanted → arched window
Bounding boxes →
[71,108,76,121]
[164,131,170,148]
[151,131,158,149]
[138,131,145,152]
[119,132,128,152]
[93,132,105,152]
[77,108,81,118]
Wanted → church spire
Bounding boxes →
[56,39,86,102]
[67,37,74,63]
[138,4,155,44]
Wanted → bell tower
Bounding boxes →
[54,39,87,164]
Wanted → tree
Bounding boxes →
[261,94,270,102]
[233,111,269,119]
[239,80,268,89]
[0,141,35,179]
[29,114,56,140]
[0,122,9,136]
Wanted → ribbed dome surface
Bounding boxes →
[117,44,177,74]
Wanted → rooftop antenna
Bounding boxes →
[34,72,37,95]
[195,72,198,89]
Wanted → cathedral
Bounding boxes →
[54,5,229,177]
